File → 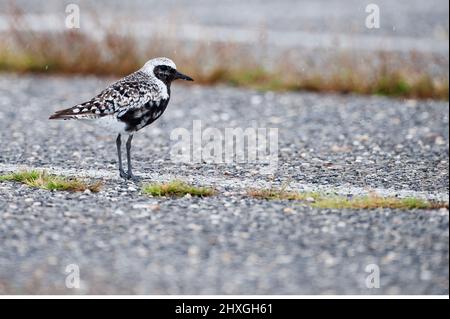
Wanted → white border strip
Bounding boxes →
[0,295,449,300]
[0,295,448,299]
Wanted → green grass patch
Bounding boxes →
[0,170,102,192]
[142,180,215,197]
[248,188,448,210]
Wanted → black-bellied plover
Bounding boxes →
[49,57,193,180]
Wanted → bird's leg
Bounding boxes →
[116,134,128,179]
[126,134,139,181]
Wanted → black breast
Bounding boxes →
[119,98,170,132]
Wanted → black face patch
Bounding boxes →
[153,65,176,85]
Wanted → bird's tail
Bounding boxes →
[49,106,89,120]
[49,109,77,120]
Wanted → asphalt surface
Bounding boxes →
[0,74,449,294]
[3,0,448,39]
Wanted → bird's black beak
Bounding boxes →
[174,71,194,81]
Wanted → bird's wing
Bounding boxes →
[49,72,163,120]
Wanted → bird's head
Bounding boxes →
[141,57,194,84]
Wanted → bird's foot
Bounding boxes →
[119,169,129,180]
[127,172,141,182]
[119,169,140,182]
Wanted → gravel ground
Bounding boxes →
[0,74,448,294]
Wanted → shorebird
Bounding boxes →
[49,57,193,180]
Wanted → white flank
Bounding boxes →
[86,115,127,134]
